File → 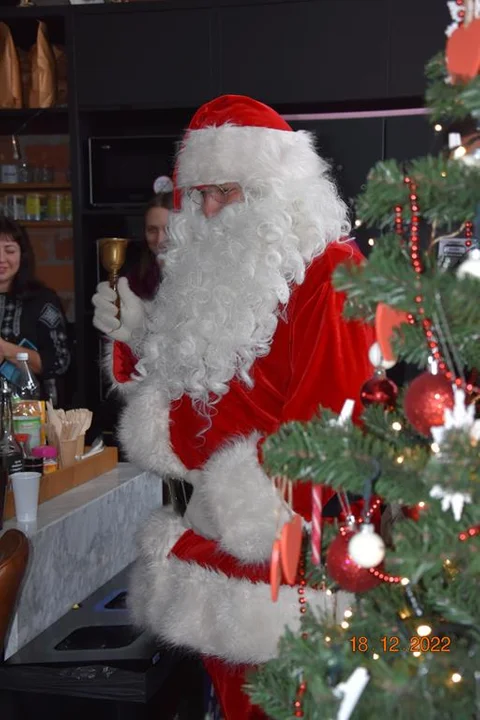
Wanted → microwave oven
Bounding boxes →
[88,135,180,207]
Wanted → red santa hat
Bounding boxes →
[174,94,322,204]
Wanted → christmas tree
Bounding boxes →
[247,8,480,720]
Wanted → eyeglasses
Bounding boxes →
[186,184,238,205]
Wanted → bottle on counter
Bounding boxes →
[12,352,43,450]
[0,379,24,530]
[15,353,41,400]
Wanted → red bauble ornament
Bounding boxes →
[360,371,398,410]
[404,371,454,437]
[326,529,383,593]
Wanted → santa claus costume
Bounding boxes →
[105,95,375,719]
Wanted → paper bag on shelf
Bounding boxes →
[52,45,68,105]
[0,23,22,109]
[29,21,56,108]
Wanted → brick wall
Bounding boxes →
[0,134,74,321]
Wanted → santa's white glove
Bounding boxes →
[92,277,145,344]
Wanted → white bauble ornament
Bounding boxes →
[348,524,385,568]
[368,342,396,371]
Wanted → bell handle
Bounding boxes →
[109,271,121,319]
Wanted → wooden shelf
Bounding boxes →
[0,107,68,116]
[0,183,71,192]
[83,206,143,216]
[19,221,72,228]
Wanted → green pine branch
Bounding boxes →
[355,156,480,231]
[333,238,480,370]
[425,53,476,124]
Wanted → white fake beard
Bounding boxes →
[141,186,347,411]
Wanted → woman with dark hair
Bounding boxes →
[126,189,173,301]
[0,215,70,388]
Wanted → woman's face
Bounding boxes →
[145,206,169,256]
[0,234,21,289]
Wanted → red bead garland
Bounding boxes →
[458,525,480,541]
[294,681,307,718]
[394,204,404,238]
[402,179,480,397]
[368,567,403,583]
[465,221,474,248]
[358,498,382,523]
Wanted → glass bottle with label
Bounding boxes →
[0,378,24,530]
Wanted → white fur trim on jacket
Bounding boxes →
[101,339,139,396]
[177,125,327,189]
[187,434,290,564]
[129,507,352,665]
[118,375,187,477]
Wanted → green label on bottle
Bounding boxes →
[13,417,41,450]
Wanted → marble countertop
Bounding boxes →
[3,462,164,659]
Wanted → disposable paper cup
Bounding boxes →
[60,438,78,468]
[10,471,41,522]
[76,434,85,458]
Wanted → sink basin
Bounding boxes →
[104,591,128,610]
[54,625,142,651]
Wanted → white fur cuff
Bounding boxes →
[118,376,187,477]
[198,434,290,564]
[129,508,351,664]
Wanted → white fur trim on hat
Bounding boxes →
[176,125,328,189]
[129,507,352,664]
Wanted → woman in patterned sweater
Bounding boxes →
[0,215,70,395]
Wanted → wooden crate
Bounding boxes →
[3,446,118,522]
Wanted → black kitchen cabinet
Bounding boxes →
[218,0,390,104]
[388,0,450,98]
[73,7,214,109]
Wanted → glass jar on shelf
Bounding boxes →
[63,193,72,221]
[18,162,31,184]
[48,194,64,221]
[40,165,54,184]
[31,166,42,184]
